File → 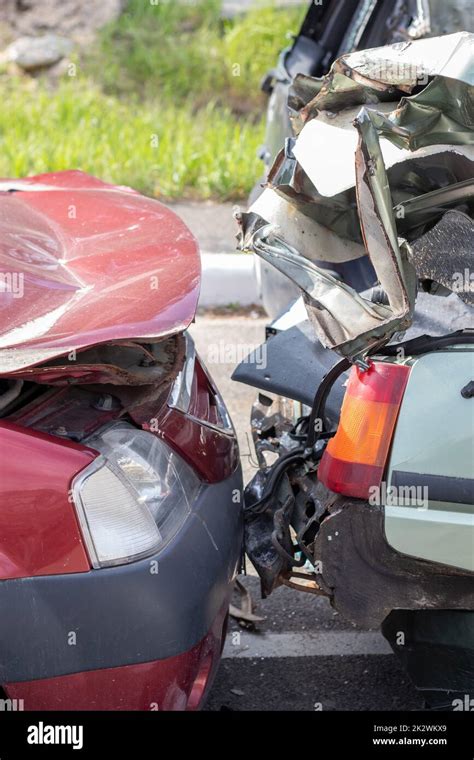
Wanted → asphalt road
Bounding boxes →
[205,576,423,712]
[190,316,425,712]
[190,314,267,484]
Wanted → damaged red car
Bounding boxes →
[0,170,243,710]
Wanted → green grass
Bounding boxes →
[89,0,304,112]
[1,0,305,200]
[0,79,264,199]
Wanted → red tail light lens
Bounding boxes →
[318,362,410,499]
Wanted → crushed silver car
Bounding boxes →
[233,32,474,707]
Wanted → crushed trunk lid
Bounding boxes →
[237,32,474,362]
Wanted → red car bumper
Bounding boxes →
[4,608,228,712]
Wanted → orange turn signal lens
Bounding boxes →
[318,362,410,499]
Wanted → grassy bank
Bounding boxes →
[1,0,305,200]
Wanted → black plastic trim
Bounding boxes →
[391,470,474,506]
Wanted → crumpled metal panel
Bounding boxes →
[274,33,474,236]
[237,213,408,360]
[353,109,417,317]
[240,32,474,360]
[1,336,183,386]
[290,107,474,201]
[0,171,201,374]
[352,77,474,151]
[238,112,417,358]
[269,136,474,244]
[295,31,473,127]
[270,122,474,245]
[250,188,365,263]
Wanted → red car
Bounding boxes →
[0,171,243,710]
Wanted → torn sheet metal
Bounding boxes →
[353,108,417,319]
[267,138,361,241]
[238,114,417,359]
[352,78,474,151]
[280,33,474,226]
[240,32,474,361]
[238,214,409,359]
[290,106,474,199]
[1,335,184,386]
[269,135,474,243]
[250,188,365,263]
[334,30,473,87]
[294,31,473,127]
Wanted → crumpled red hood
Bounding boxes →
[0,171,201,372]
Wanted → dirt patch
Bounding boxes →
[0,0,126,46]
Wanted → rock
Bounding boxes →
[4,33,73,71]
[0,1,127,44]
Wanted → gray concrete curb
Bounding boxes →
[199,253,260,307]
[162,202,260,307]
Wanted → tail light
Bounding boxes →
[318,361,410,499]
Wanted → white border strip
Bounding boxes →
[223,631,392,659]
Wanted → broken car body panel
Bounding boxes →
[0,171,201,373]
[239,32,474,361]
[234,31,473,638]
[0,172,243,709]
[291,31,473,130]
